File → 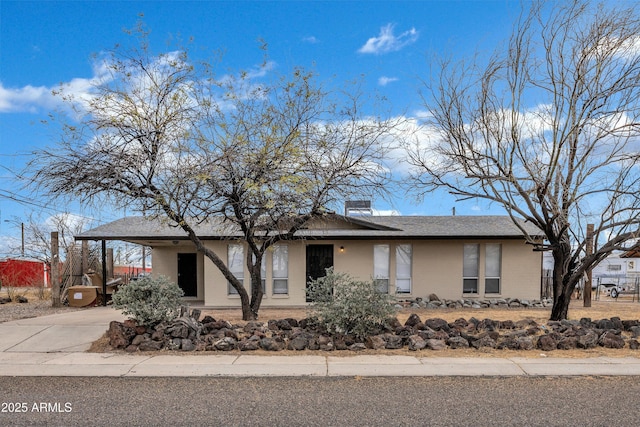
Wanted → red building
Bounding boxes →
[0,258,49,288]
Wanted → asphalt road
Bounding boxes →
[1,376,638,426]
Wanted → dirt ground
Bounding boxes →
[188,297,640,359]
[4,287,640,358]
[198,296,640,325]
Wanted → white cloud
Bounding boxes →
[593,34,640,60]
[378,76,399,86]
[372,208,401,216]
[0,83,56,113]
[358,24,419,55]
[0,55,112,114]
[302,36,319,44]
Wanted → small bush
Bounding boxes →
[112,276,184,326]
[306,268,397,340]
[36,286,51,300]
[5,287,26,302]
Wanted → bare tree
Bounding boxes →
[407,0,640,320]
[5,212,94,263]
[28,28,394,320]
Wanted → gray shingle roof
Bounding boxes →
[75,215,541,243]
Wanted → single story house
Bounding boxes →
[75,214,543,307]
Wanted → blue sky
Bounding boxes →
[0,0,520,256]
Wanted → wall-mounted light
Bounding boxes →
[172,240,179,245]
[340,246,344,253]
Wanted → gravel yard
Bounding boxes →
[0,300,84,323]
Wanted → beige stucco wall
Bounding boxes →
[151,245,204,301]
[152,238,542,308]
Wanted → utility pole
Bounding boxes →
[584,223,594,307]
[51,231,61,307]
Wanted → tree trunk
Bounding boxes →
[550,289,572,321]
[549,243,575,321]
[247,259,263,320]
[249,272,263,320]
[177,223,256,321]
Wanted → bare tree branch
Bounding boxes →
[406,0,640,320]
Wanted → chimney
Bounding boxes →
[345,200,372,217]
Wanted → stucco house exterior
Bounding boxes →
[76,214,543,307]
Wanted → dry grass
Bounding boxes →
[197,297,640,326]
[5,287,640,358]
[0,287,83,323]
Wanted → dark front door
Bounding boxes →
[306,245,334,302]
[177,253,197,297]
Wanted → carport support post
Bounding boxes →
[101,240,107,306]
[51,232,60,307]
[584,223,594,307]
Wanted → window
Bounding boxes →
[272,245,288,295]
[396,244,412,294]
[608,264,622,271]
[463,244,479,293]
[485,243,502,294]
[374,244,390,293]
[227,244,244,295]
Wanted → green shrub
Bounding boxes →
[112,276,184,326]
[306,268,397,340]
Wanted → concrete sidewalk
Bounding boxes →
[2,307,640,377]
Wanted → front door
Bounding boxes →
[306,244,334,302]
[177,253,198,297]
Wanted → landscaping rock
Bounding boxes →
[425,339,447,350]
[599,331,625,349]
[181,338,196,351]
[237,338,260,351]
[576,331,599,349]
[557,337,578,350]
[107,320,137,349]
[288,336,309,351]
[214,337,236,351]
[404,313,422,327]
[138,340,163,351]
[260,337,284,351]
[131,334,147,346]
[425,318,450,332]
[428,293,440,302]
[103,312,640,355]
[366,335,386,350]
[471,335,496,349]
[446,336,470,349]
[516,336,535,350]
[384,334,404,350]
[537,334,558,351]
[317,335,334,351]
[408,335,427,351]
[349,343,367,351]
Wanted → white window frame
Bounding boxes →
[463,244,479,294]
[272,245,288,295]
[395,244,412,294]
[374,244,390,293]
[227,244,244,295]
